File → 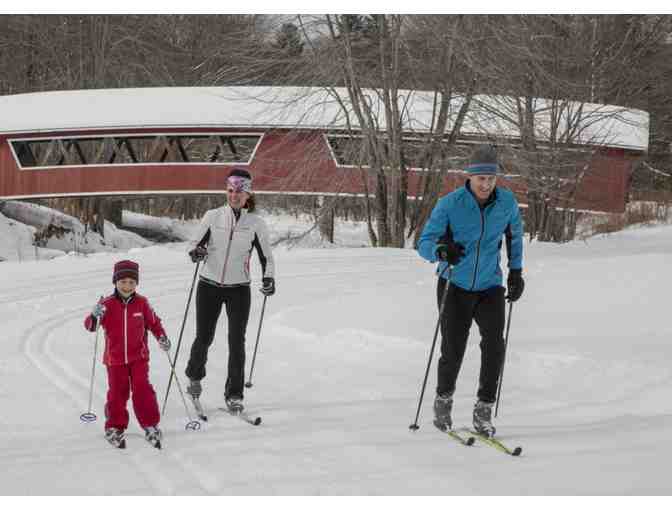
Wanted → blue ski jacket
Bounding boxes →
[417,183,524,291]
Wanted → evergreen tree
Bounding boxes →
[276,22,304,56]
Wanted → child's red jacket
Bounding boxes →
[84,291,167,366]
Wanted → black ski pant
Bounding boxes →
[435,278,506,403]
[185,279,251,400]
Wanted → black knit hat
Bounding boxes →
[466,144,499,175]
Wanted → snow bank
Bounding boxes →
[122,211,196,242]
[123,209,372,249]
[0,210,36,261]
[263,212,370,249]
[0,200,154,258]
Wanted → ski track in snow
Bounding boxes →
[22,309,93,412]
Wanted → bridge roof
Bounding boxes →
[0,86,649,151]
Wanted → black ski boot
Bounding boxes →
[105,428,126,449]
[186,379,202,399]
[144,426,162,449]
[225,396,244,414]
[186,379,208,420]
[433,393,453,431]
[473,400,496,437]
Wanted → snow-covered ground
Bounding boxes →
[1,212,671,495]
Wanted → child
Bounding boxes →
[84,259,171,449]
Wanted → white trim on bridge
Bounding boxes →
[0,86,649,151]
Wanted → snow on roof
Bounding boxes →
[0,86,649,151]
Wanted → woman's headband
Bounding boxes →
[227,175,252,193]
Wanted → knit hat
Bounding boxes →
[466,144,499,176]
[113,259,139,284]
[227,167,252,193]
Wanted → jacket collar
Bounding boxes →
[224,205,248,221]
[114,289,136,304]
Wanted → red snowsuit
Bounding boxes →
[84,291,167,431]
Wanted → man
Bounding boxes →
[417,144,524,437]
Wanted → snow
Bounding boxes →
[0,201,153,258]
[0,208,670,495]
[0,86,649,151]
[0,200,370,261]
[122,211,195,242]
[0,210,37,262]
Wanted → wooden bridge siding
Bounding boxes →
[1,130,637,213]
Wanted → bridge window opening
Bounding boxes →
[11,133,262,169]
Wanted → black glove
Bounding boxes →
[435,241,465,266]
[189,246,207,263]
[507,269,525,302]
[260,277,275,296]
[157,336,171,352]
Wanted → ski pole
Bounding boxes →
[163,351,201,431]
[409,265,451,431]
[161,261,200,416]
[80,321,102,423]
[245,295,268,389]
[495,300,514,418]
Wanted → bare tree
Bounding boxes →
[277,14,483,247]
[2,14,670,245]
[458,15,667,241]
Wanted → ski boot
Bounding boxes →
[186,379,208,420]
[186,379,202,399]
[473,400,496,437]
[225,396,244,414]
[144,426,163,449]
[105,428,126,449]
[433,393,454,431]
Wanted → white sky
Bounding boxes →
[2,1,671,14]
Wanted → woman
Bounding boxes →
[185,167,276,413]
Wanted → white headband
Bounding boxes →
[227,175,252,193]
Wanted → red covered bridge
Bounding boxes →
[0,86,649,213]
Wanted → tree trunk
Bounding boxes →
[316,196,335,243]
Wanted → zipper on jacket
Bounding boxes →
[220,209,237,283]
[123,303,128,364]
[470,200,499,290]
[470,208,486,290]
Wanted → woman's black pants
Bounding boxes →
[185,279,251,400]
